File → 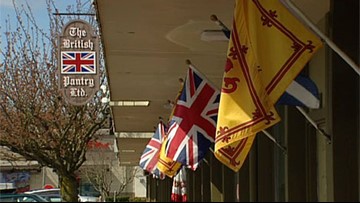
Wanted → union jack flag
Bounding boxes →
[165,63,220,170]
[61,51,96,74]
[139,121,165,179]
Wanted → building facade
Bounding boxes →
[144,0,359,201]
[0,135,147,199]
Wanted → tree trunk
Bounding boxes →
[101,190,110,202]
[59,173,79,202]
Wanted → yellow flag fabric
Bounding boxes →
[157,135,182,178]
[214,0,323,172]
[157,82,184,177]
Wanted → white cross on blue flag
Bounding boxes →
[277,74,320,109]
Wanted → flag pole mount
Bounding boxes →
[210,14,231,33]
[210,14,219,23]
[262,130,287,155]
[296,106,332,144]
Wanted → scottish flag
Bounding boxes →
[277,74,320,109]
[221,30,320,109]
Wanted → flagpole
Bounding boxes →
[281,0,360,76]
[210,14,231,33]
[186,59,220,91]
[296,106,332,143]
[262,130,287,155]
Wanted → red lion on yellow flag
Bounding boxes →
[214,0,323,172]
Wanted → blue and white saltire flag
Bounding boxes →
[139,121,165,179]
[165,64,220,171]
[277,74,320,109]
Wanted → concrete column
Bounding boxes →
[238,155,250,202]
[330,0,359,201]
[257,131,275,201]
[193,167,202,202]
[187,169,194,201]
[210,152,223,201]
[285,106,308,201]
[223,165,236,202]
[202,153,211,202]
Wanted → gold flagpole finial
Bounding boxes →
[210,14,218,22]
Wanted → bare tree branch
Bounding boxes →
[0,0,108,202]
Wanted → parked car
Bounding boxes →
[0,182,17,195]
[78,195,101,202]
[24,188,100,202]
[24,188,62,202]
[0,193,49,202]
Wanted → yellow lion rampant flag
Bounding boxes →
[157,135,182,178]
[157,81,184,177]
[215,0,323,172]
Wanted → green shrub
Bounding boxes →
[130,197,147,202]
[105,196,130,202]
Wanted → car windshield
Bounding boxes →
[46,197,62,202]
[79,183,100,197]
[0,194,49,202]
[24,189,61,202]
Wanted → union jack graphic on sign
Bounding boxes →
[61,51,96,74]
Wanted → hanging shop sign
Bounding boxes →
[58,20,99,105]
